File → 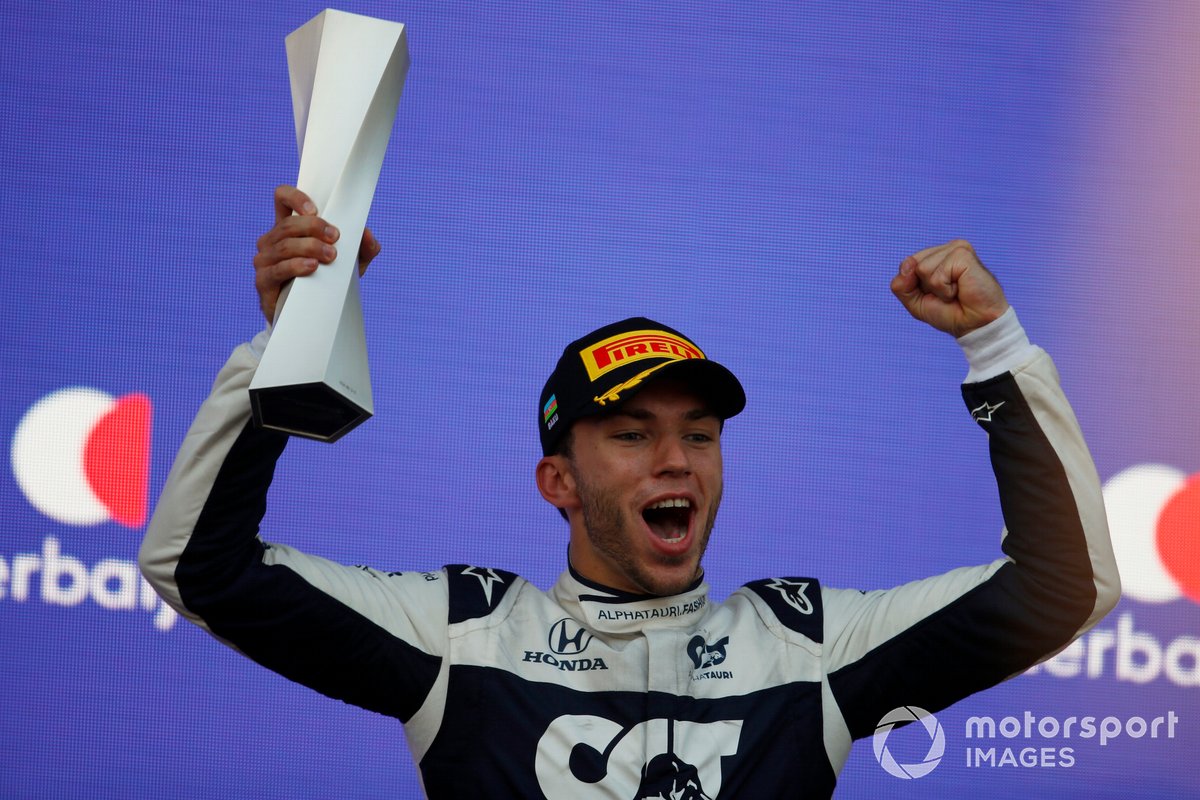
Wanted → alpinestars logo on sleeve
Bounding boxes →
[461,566,505,606]
[767,578,813,615]
[970,400,1005,423]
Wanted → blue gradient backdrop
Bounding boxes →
[2,2,1198,797]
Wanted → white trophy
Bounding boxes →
[249,9,409,442]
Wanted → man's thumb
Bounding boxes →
[890,260,923,315]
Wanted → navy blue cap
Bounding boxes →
[539,317,745,456]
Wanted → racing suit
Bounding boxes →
[139,309,1119,798]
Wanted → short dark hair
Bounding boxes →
[554,428,575,460]
[551,428,575,521]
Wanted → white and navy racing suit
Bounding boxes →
[140,309,1120,799]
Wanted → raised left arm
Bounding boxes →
[817,244,1120,755]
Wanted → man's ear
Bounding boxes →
[536,454,579,512]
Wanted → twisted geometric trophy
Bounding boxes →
[249,9,409,442]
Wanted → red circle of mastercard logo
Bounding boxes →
[11,388,152,528]
[1103,464,1200,604]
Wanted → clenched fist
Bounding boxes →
[891,240,1009,338]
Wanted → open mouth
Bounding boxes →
[642,498,693,545]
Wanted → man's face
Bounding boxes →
[562,380,724,596]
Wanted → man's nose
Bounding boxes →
[652,435,691,475]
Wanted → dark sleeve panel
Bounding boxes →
[175,419,440,723]
[830,368,1098,740]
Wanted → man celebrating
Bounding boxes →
[141,186,1119,798]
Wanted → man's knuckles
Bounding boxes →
[274,236,331,261]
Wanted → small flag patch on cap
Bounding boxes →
[543,394,558,424]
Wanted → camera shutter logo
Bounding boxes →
[873,706,945,779]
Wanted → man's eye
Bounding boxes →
[614,431,644,441]
[686,433,714,443]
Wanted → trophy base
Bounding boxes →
[249,382,371,443]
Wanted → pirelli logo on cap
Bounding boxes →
[580,330,705,381]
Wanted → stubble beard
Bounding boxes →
[574,470,721,596]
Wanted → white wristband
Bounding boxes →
[957,307,1037,383]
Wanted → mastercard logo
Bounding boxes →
[1103,464,1200,605]
[11,388,152,528]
